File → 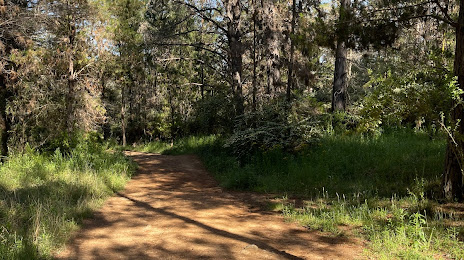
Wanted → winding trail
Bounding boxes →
[56,152,363,259]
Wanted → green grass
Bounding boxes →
[127,131,464,259]
[282,195,464,259]
[157,132,445,198]
[261,131,444,197]
[122,135,219,155]
[0,140,136,259]
[118,141,172,154]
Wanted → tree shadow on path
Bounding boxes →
[116,191,304,260]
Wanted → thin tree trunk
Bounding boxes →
[153,70,158,96]
[66,24,75,133]
[331,0,349,112]
[66,58,76,133]
[65,1,76,133]
[0,75,10,162]
[101,74,111,139]
[168,86,175,141]
[252,0,257,111]
[443,1,464,201]
[141,75,147,138]
[128,71,134,126]
[287,0,296,104]
[121,85,127,146]
[199,3,206,101]
[267,69,271,96]
[201,63,205,100]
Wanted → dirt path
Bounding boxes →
[56,152,363,259]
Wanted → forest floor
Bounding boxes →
[55,151,364,260]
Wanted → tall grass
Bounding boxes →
[252,131,445,197]
[0,140,136,259]
[159,132,444,198]
[128,132,464,259]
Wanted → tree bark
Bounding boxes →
[121,85,127,146]
[252,0,257,111]
[201,63,205,100]
[128,70,134,128]
[101,74,111,140]
[332,0,349,112]
[0,74,10,162]
[443,1,464,201]
[225,0,244,116]
[65,1,76,133]
[263,0,281,95]
[66,63,76,133]
[65,40,76,133]
[287,0,296,104]
[168,86,175,140]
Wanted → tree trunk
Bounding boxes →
[443,1,464,201]
[252,0,257,111]
[65,2,76,133]
[101,74,111,139]
[287,0,296,104]
[128,71,134,127]
[201,63,205,100]
[153,70,158,96]
[168,86,175,140]
[331,0,349,112]
[121,85,127,146]
[0,74,10,162]
[263,0,281,95]
[66,59,76,133]
[226,0,244,116]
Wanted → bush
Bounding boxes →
[359,51,456,133]
[226,103,307,164]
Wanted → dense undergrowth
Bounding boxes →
[130,131,464,259]
[0,137,136,259]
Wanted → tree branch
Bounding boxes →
[172,0,227,34]
[433,0,457,26]
[150,42,227,62]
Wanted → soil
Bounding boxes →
[55,152,364,259]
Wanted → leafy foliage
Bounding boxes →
[357,42,455,133]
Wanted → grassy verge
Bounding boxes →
[282,195,463,259]
[0,140,136,259]
[128,132,463,259]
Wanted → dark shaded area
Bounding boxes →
[116,192,303,260]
